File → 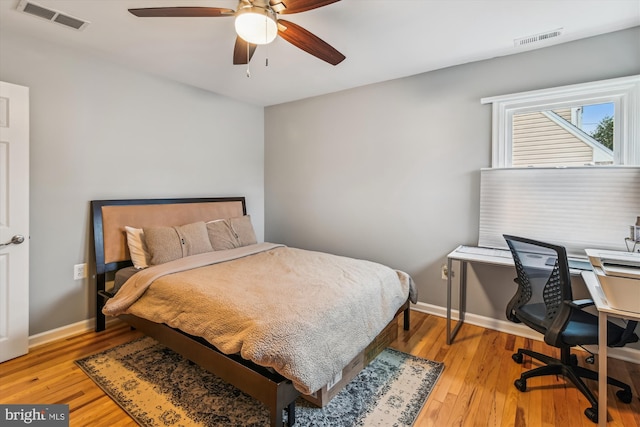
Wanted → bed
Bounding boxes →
[91,197,414,427]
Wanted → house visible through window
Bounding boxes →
[481,75,639,168]
[512,102,614,167]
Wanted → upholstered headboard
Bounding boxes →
[92,197,246,270]
[91,197,246,331]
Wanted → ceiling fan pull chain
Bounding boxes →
[246,43,251,78]
[265,15,269,67]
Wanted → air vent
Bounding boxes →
[514,28,563,47]
[17,0,89,31]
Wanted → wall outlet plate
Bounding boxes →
[441,264,454,280]
[73,263,87,280]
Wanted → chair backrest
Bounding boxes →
[503,235,572,335]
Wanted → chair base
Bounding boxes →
[512,347,633,424]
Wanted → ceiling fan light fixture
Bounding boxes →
[235,6,277,45]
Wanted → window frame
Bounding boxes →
[481,75,640,168]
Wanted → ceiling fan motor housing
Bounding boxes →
[235,0,278,45]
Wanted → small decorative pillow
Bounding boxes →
[230,215,257,247]
[143,227,183,265]
[178,221,214,255]
[124,226,149,269]
[206,219,239,250]
[143,221,213,265]
[206,215,257,250]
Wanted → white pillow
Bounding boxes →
[124,226,149,269]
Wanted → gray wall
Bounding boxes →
[1,25,638,340]
[264,28,640,324]
[0,32,265,335]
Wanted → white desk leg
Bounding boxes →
[598,312,607,426]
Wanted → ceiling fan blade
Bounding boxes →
[270,0,340,14]
[277,20,345,65]
[233,37,257,65]
[128,7,234,18]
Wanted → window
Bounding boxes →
[477,76,640,254]
[481,75,640,168]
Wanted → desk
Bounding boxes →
[446,246,514,344]
[446,245,590,345]
[581,271,640,427]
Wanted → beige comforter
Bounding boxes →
[103,243,415,394]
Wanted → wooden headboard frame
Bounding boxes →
[91,197,246,331]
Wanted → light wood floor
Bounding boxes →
[1,311,638,426]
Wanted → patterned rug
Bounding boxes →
[76,337,443,426]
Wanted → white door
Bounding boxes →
[0,81,30,362]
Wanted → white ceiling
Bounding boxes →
[1,0,639,106]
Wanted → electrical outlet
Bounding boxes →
[441,264,454,280]
[74,263,87,280]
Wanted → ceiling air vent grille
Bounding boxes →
[17,0,89,31]
[514,28,563,47]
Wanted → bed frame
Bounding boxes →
[91,196,410,427]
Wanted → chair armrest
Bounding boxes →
[565,299,594,309]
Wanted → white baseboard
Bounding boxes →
[411,302,640,364]
[29,317,121,349]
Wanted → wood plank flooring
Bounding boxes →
[1,311,638,426]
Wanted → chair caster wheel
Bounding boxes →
[584,407,598,423]
[512,353,523,364]
[514,378,527,392]
[616,389,632,404]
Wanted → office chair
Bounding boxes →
[503,235,638,423]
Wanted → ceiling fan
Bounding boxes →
[128,0,346,66]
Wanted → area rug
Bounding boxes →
[76,337,443,426]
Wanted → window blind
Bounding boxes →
[478,167,640,257]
